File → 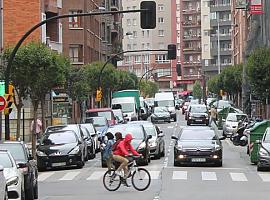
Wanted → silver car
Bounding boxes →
[257,127,270,171]
[223,113,248,137]
[0,165,8,200]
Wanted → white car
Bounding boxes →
[223,113,248,137]
[0,150,24,200]
[0,165,8,200]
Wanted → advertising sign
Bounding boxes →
[249,0,263,14]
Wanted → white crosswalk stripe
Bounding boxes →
[59,172,80,181]
[201,172,217,181]
[86,171,105,180]
[258,173,270,182]
[172,171,187,180]
[230,172,248,182]
[38,172,55,182]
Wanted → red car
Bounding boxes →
[85,108,116,126]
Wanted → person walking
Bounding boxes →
[31,118,42,140]
[103,132,115,171]
[209,106,218,127]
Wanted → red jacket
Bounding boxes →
[113,134,140,156]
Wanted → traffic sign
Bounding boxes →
[0,96,7,112]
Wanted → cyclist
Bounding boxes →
[113,133,140,187]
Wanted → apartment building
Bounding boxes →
[118,0,172,89]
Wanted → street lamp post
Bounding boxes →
[217,11,221,74]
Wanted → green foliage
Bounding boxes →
[193,80,202,100]
[207,75,220,95]
[247,48,270,100]
[139,80,159,98]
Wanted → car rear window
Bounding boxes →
[180,130,217,140]
[0,144,26,161]
[0,153,13,168]
[41,131,77,145]
[143,125,157,136]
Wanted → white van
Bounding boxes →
[111,97,138,121]
[154,92,176,121]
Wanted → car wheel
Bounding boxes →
[34,182,38,199]
[187,121,191,126]
[25,182,34,200]
[257,164,264,171]
[89,147,96,159]
[154,148,160,159]
[174,117,177,122]
[160,147,165,157]
[77,155,85,168]
[4,187,8,200]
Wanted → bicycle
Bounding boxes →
[103,155,151,191]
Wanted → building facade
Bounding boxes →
[118,0,172,90]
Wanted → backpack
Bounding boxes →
[112,139,122,151]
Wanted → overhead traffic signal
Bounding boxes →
[96,88,102,102]
[168,44,176,60]
[4,84,14,115]
[140,1,156,29]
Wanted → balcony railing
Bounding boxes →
[183,34,201,40]
[182,20,201,27]
[183,61,202,66]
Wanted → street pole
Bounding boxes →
[3,9,148,139]
[217,11,221,74]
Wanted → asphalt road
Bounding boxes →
[38,111,270,200]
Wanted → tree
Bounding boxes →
[247,47,270,101]
[139,80,159,98]
[193,80,202,102]
[207,75,220,95]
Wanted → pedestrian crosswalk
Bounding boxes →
[38,169,270,183]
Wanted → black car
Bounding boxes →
[151,107,171,123]
[0,141,38,200]
[186,104,209,126]
[79,125,96,159]
[45,124,88,162]
[171,127,225,167]
[103,124,152,167]
[37,130,86,170]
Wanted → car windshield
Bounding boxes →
[86,111,112,120]
[107,126,144,140]
[81,124,95,133]
[0,144,26,161]
[227,114,247,122]
[85,117,107,127]
[264,130,270,142]
[154,107,168,113]
[113,110,124,121]
[157,100,174,107]
[41,131,77,145]
[143,125,157,136]
[180,130,217,140]
[0,153,13,168]
[119,103,134,113]
[191,106,207,113]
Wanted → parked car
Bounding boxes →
[80,123,100,152]
[186,104,209,126]
[222,113,248,137]
[257,127,270,171]
[182,101,190,114]
[150,107,171,123]
[103,124,152,167]
[79,125,96,159]
[45,124,88,161]
[129,121,165,159]
[0,150,24,200]
[37,130,85,170]
[0,165,8,200]
[85,108,116,126]
[112,109,126,124]
[0,141,38,200]
[171,127,225,167]
[85,116,110,140]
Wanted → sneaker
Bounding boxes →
[114,170,123,177]
[121,178,130,187]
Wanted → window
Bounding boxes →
[133,43,137,50]
[204,30,209,36]
[147,30,150,37]
[158,30,164,36]
[146,43,150,49]
[135,55,141,64]
[69,44,83,63]
[142,43,145,49]
[205,59,209,66]
[189,68,193,74]
[158,17,164,23]
[127,6,130,10]
[156,68,171,77]
[144,54,150,64]
[127,44,131,50]
[158,4,164,11]
[133,19,137,26]
[142,30,145,37]
[133,31,137,38]
[159,42,165,49]
[155,54,169,63]
[127,19,131,26]
[125,56,131,64]
[69,10,82,28]
[204,44,209,51]
[132,6,136,10]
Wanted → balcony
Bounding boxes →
[47,38,63,53]
[182,8,201,14]
[182,74,202,80]
[183,34,201,41]
[44,0,58,13]
[210,48,232,56]
[111,0,119,11]
[111,22,121,37]
[210,33,231,41]
[210,4,231,12]
[183,61,202,67]
[183,47,201,54]
[182,20,201,28]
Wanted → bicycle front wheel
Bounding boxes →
[131,168,151,191]
[103,170,121,191]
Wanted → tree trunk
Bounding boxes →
[32,101,39,160]
[41,96,46,133]
[16,102,23,140]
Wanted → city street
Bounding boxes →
[38,112,270,200]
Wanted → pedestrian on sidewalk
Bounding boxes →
[31,118,42,140]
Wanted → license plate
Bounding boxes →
[191,158,206,162]
[195,119,203,122]
[51,162,66,167]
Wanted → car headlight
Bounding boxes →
[36,150,46,157]
[6,176,19,186]
[138,142,146,150]
[259,148,269,156]
[69,146,80,155]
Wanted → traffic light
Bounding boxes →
[4,84,14,115]
[140,1,156,29]
[96,88,102,102]
[168,44,176,60]
[176,64,182,76]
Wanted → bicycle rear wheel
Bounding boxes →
[103,170,121,191]
[131,168,151,191]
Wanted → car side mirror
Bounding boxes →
[255,140,261,144]
[219,136,226,140]
[147,135,152,140]
[171,136,178,140]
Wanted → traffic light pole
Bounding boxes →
[3,9,149,140]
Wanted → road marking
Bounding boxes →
[201,172,217,181]
[38,172,55,181]
[149,171,160,179]
[258,173,270,182]
[86,171,105,180]
[59,172,80,181]
[230,172,248,182]
[172,171,187,180]
[167,126,174,129]
[153,196,159,200]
